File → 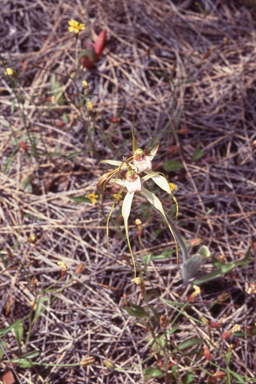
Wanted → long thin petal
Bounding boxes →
[100,160,123,167]
[122,192,137,278]
[141,188,179,264]
[143,172,178,222]
[142,172,170,193]
[149,142,159,158]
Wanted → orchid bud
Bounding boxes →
[103,359,115,370]
[80,356,95,367]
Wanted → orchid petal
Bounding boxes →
[143,171,178,222]
[122,192,137,277]
[143,172,171,194]
[100,160,124,168]
[109,178,125,187]
[149,142,159,158]
[141,187,178,264]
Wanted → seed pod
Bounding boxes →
[80,356,95,367]
[103,359,115,370]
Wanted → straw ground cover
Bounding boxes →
[1,0,256,383]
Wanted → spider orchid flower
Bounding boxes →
[97,127,178,283]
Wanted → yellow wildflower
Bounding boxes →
[87,101,93,111]
[113,193,122,201]
[82,80,88,87]
[193,285,201,295]
[131,277,142,285]
[169,182,177,192]
[5,68,14,76]
[68,19,85,34]
[57,261,67,271]
[88,193,98,204]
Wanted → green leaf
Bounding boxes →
[183,370,195,384]
[193,262,235,285]
[163,160,183,172]
[192,149,204,161]
[149,306,160,321]
[235,246,251,267]
[0,319,25,337]
[70,196,90,203]
[33,296,50,323]
[22,177,33,193]
[16,359,33,368]
[181,254,205,282]
[4,149,18,174]
[50,73,64,105]
[0,341,7,361]
[14,321,23,349]
[118,103,126,117]
[144,366,164,381]
[177,338,204,350]
[124,306,148,319]
[161,298,184,308]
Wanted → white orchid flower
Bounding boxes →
[97,124,178,283]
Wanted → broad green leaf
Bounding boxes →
[144,366,163,381]
[192,149,204,161]
[183,370,195,384]
[177,338,204,350]
[70,196,90,203]
[33,296,50,323]
[163,160,183,172]
[124,306,147,319]
[193,262,235,285]
[181,254,205,282]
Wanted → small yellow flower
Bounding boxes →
[193,285,201,295]
[131,277,142,285]
[5,68,14,76]
[87,101,93,111]
[169,182,177,192]
[248,283,256,294]
[88,193,98,204]
[230,324,240,333]
[82,80,88,87]
[113,193,122,201]
[68,19,85,34]
[57,261,67,271]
